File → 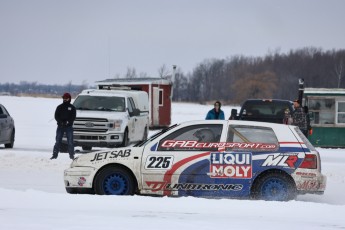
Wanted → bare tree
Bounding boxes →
[334,59,344,88]
[158,64,169,78]
[125,67,137,79]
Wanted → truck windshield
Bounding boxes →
[240,100,292,123]
[74,96,126,112]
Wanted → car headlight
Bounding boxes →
[108,120,122,131]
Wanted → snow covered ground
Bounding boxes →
[0,96,345,230]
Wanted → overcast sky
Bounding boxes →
[1,0,345,86]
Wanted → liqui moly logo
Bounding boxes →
[209,152,252,179]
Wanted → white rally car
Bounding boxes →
[64,120,326,201]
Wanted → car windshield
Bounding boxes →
[134,124,179,147]
[74,95,126,112]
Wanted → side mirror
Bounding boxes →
[0,114,8,119]
[129,108,140,117]
[230,109,238,120]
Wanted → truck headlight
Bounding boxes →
[108,120,122,131]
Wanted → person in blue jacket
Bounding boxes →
[206,101,225,120]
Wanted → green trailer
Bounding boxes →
[304,88,345,148]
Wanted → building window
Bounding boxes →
[159,89,163,106]
[308,98,335,125]
[337,101,345,124]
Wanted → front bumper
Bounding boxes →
[64,132,125,147]
[64,166,97,189]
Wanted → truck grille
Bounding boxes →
[73,117,110,133]
[75,117,108,122]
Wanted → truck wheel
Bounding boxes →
[251,172,296,201]
[82,146,92,151]
[60,143,68,153]
[94,167,135,195]
[4,130,15,148]
[121,130,129,147]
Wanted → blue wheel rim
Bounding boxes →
[261,177,289,201]
[103,173,129,195]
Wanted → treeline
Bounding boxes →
[172,47,345,104]
[1,47,344,103]
[0,81,89,98]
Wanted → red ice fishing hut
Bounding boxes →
[96,78,173,129]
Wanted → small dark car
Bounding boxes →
[0,104,15,148]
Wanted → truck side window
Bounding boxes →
[157,124,223,151]
[127,98,134,113]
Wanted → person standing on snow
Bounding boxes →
[292,99,308,137]
[50,93,76,160]
[206,101,225,120]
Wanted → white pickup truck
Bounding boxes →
[65,88,149,151]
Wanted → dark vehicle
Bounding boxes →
[234,99,294,124]
[0,104,15,148]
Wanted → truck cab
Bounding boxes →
[234,99,294,124]
[69,88,149,150]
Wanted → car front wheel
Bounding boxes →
[4,130,15,148]
[94,167,135,195]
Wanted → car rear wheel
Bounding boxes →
[251,172,296,201]
[4,130,15,148]
[94,167,135,195]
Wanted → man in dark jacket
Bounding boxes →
[50,93,76,160]
[206,101,225,120]
[292,99,308,137]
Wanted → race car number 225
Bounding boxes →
[145,156,174,170]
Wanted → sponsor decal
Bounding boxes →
[295,172,317,178]
[296,180,320,190]
[209,152,252,178]
[146,181,243,192]
[262,153,298,168]
[90,149,131,162]
[78,177,86,186]
[145,156,174,170]
[160,140,276,150]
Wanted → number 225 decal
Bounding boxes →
[145,156,174,170]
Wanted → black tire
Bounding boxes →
[251,172,296,201]
[120,129,129,147]
[4,130,15,148]
[60,143,68,153]
[142,127,148,141]
[82,146,92,151]
[94,167,135,195]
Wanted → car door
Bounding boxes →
[0,105,5,142]
[0,105,11,142]
[141,123,225,197]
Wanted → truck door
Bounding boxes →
[127,97,142,141]
[152,87,159,127]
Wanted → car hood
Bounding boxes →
[76,110,127,120]
[71,146,143,167]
